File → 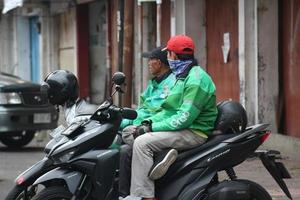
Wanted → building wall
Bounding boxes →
[39,5,59,79]
[0,0,297,136]
[282,0,300,137]
[16,15,30,80]
[184,0,279,132]
[89,1,107,103]
[243,0,259,126]
[0,4,57,82]
[206,0,240,103]
[133,2,157,105]
[133,0,141,106]
[257,0,279,131]
[185,0,206,69]
[0,13,17,75]
[58,8,77,74]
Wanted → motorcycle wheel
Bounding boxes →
[238,179,272,200]
[31,186,72,200]
[5,186,25,200]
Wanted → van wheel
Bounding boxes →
[0,131,35,148]
[31,186,72,200]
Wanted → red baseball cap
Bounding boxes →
[165,35,195,55]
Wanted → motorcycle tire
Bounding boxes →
[31,186,72,200]
[237,179,272,200]
[5,185,25,200]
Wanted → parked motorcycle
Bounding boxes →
[6,72,293,200]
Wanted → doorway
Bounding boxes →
[206,0,239,102]
[29,16,40,83]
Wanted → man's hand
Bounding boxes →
[137,124,152,135]
[122,121,152,145]
[122,125,138,145]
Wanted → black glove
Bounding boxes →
[136,124,151,135]
[137,120,152,135]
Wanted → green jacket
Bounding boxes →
[148,66,218,135]
[120,71,176,129]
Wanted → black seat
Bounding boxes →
[175,133,236,162]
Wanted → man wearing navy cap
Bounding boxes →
[119,47,177,198]
[120,47,176,137]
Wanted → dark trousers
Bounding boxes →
[119,144,133,197]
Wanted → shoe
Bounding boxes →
[148,149,178,180]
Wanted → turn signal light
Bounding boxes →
[16,176,25,185]
[260,132,271,143]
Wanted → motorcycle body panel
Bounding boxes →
[176,170,216,200]
[33,168,83,194]
[69,149,120,199]
[15,157,53,187]
[50,121,118,157]
[156,168,210,200]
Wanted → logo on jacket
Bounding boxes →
[170,111,190,128]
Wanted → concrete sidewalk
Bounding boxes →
[232,133,300,200]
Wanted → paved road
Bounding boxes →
[0,136,47,199]
[0,137,299,200]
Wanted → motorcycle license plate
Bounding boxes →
[33,113,51,123]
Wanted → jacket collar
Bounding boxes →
[153,70,172,83]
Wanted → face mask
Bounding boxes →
[168,59,193,75]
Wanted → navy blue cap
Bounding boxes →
[142,47,169,66]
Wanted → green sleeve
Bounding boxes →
[120,82,152,129]
[151,85,213,131]
[137,82,152,109]
[120,119,133,129]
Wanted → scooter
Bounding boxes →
[6,72,293,200]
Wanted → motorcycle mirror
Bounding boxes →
[112,72,126,85]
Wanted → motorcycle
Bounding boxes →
[6,72,293,200]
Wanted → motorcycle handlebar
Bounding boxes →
[91,105,137,121]
[107,106,137,120]
[121,107,137,120]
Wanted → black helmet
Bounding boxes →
[214,100,248,134]
[42,70,79,106]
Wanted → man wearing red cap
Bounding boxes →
[127,35,218,200]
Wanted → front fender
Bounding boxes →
[33,168,83,194]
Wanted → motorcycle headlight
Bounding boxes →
[0,92,22,105]
[54,149,76,163]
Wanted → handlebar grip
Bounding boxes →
[122,107,137,120]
